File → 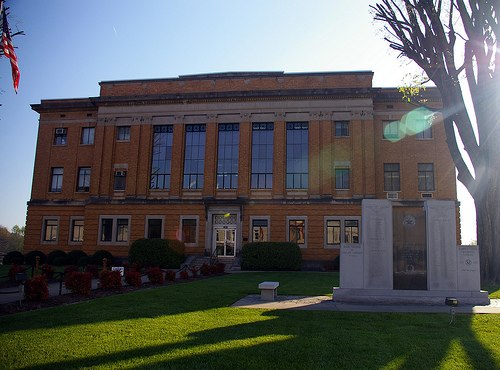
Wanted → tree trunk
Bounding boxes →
[474,176,500,284]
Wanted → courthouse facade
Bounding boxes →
[25,71,458,265]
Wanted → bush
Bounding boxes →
[8,264,25,282]
[129,239,185,268]
[66,250,88,266]
[3,250,24,265]
[180,270,189,280]
[189,267,198,277]
[85,265,99,278]
[47,250,67,266]
[64,265,79,275]
[41,264,55,280]
[125,270,142,287]
[64,271,92,295]
[24,275,49,301]
[25,250,47,266]
[215,262,226,274]
[100,270,122,290]
[165,270,176,281]
[241,242,302,271]
[146,267,164,285]
[200,263,210,276]
[91,250,114,266]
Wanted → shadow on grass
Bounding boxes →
[21,309,498,370]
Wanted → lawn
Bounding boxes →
[0,272,499,369]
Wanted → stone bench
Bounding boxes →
[258,281,279,301]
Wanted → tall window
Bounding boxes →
[100,217,130,243]
[117,126,131,141]
[182,218,197,244]
[217,123,239,189]
[70,219,84,242]
[383,121,400,140]
[288,218,306,246]
[384,163,401,191]
[251,123,273,189]
[335,168,350,190]
[116,219,129,242]
[326,220,341,245]
[286,122,308,189]
[43,219,58,242]
[150,125,173,189]
[53,128,67,145]
[418,163,435,191]
[147,218,163,239]
[77,167,91,192]
[81,127,95,145]
[100,218,113,242]
[335,121,349,137]
[50,167,63,192]
[252,219,269,242]
[415,119,432,139]
[183,124,206,189]
[114,171,126,191]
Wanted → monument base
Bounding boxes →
[333,287,490,306]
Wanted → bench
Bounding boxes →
[258,281,279,301]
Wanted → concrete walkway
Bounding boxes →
[232,295,500,314]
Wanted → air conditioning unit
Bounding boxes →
[421,193,433,198]
[386,192,399,200]
[115,171,126,177]
[55,128,66,134]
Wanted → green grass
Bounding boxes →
[0,272,499,369]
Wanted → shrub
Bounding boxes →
[24,275,49,301]
[91,250,114,266]
[41,264,55,280]
[215,262,225,274]
[125,270,142,287]
[209,264,218,275]
[85,264,99,278]
[64,271,92,295]
[78,256,92,267]
[129,239,185,268]
[180,270,189,280]
[100,270,122,290]
[166,270,176,281]
[8,264,25,282]
[241,242,302,271]
[200,263,210,276]
[189,267,198,277]
[146,267,164,285]
[25,250,47,266]
[47,250,67,266]
[3,250,24,265]
[66,250,88,266]
[64,265,79,275]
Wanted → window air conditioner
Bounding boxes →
[386,192,398,200]
[421,193,433,198]
[55,128,65,134]
[115,171,126,177]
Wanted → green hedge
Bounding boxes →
[128,239,185,268]
[241,242,302,271]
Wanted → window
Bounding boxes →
[77,167,91,192]
[288,217,306,246]
[150,125,173,189]
[114,171,126,191]
[43,219,58,242]
[116,219,129,242]
[252,218,269,242]
[251,123,273,189]
[383,121,400,140]
[384,163,400,191]
[81,127,95,145]
[415,119,432,139]
[286,122,308,189]
[217,123,239,189]
[418,163,435,191]
[183,124,206,189]
[70,219,84,242]
[53,128,67,145]
[50,167,63,192]
[181,218,197,244]
[146,218,163,239]
[99,216,130,243]
[117,126,131,141]
[335,168,350,190]
[325,217,360,247]
[335,121,349,137]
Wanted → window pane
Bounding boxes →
[71,220,84,242]
[251,124,273,189]
[44,219,58,241]
[182,218,197,244]
[51,167,63,192]
[345,220,359,243]
[183,125,206,189]
[252,219,269,242]
[116,219,129,242]
[117,126,131,141]
[217,124,239,189]
[286,123,308,189]
[101,218,113,242]
[384,163,400,191]
[81,127,95,145]
[150,125,173,189]
[289,220,305,244]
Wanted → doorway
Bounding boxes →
[214,227,236,257]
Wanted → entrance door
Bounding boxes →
[214,227,236,257]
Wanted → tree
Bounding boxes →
[371,0,499,282]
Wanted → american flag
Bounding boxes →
[1,2,20,93]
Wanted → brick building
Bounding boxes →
[25,71,458,266]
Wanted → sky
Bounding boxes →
[0,0,477,243]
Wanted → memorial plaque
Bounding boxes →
[340,244,364,288]
[457,245,480,291]
[393,207,427,290]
